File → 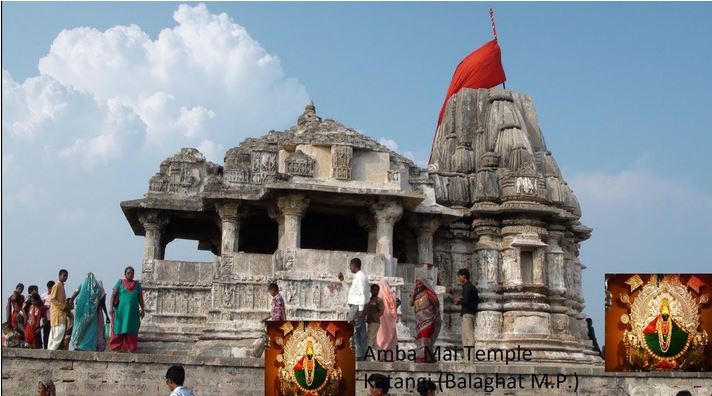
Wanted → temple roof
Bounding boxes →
[224,102,418,168]
[121,102,461,237]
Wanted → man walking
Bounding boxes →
[454,268,478,352]
[47,270,70,350]
[338,258,369,361]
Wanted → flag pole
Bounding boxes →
[489,5,506,89]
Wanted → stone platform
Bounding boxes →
[2,349,711,395]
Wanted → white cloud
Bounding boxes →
[3,3,309,169]
[196,139,225,163]
[379,137,399,152]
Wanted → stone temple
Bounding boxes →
[119,89,599,364]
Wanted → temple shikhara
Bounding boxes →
[120,89,600,364]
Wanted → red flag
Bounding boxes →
[436,39,506,126]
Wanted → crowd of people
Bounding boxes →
[255,257,480,364]
[340,258,479,363]
[3,266,145,353]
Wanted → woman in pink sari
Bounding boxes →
[410,277,441,363]
[376,278,398,361]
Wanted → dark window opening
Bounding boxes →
[520,250,534,284]
[240,207,278,254]
[301,212,368,252]
[392,220,411,264]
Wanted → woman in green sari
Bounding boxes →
[69,272,102,351]
[109,266,145,352]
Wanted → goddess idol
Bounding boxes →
[641,298,689,359]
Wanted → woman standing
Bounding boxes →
[410,277,441,363]
[70,272,102,351]
[376,278,398,361]
[96,281,110,351]
[109,266,144,352]
[24,294,45,348]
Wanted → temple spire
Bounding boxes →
[297,100,320,128]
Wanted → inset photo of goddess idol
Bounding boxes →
[264,321,355,396]
[604,274,711,372]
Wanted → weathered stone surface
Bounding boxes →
[3,349,710,396]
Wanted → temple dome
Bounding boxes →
[429,88,585,224]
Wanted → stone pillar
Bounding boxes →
[266,204,285,248]
[546,228,570,339]
[355,213,377,253]
[217,201,242,255]
[139,211,169,261]
[413,216,440,265]
[370,200,403,257]
[276,194,310,249]
[473,218,502,347]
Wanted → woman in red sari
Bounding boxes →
[6,283,25,331]
[24,294,45,348]
[410,277,441,363]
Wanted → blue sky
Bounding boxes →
[3,2,711,340]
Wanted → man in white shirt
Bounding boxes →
[338,258,369,361]
[165,365,194,396]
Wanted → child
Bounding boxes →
[2,322,22,348]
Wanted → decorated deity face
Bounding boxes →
[660,299,671,321]
[306,341,315,358]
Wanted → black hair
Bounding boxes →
[15,283,24,290]
[268,283,279,292]
[165,365,185,386]
[47,281,56,289]
[675,391,693,396]
[586,318,593,324]
[350,258,362,269]
[124,266,135,275]
[59,269,68,277]
[28,285,39,293]
[456,268,470,280]
[31,294,42,304]
[368,373,389,393]
[370,284,380,291]
[417,379,437,396]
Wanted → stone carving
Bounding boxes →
[515,176,536,195]
[147,148,217,195]
[251,151,277,184]
[387,170,401,183]
[144,289,157,312]
[434,252,451,286]
[312,284,321,308]
[285,150,315,177]
[222,285,234,308]
[219,256,233,279]
[273,249,296,271]
[286,282,297,303]
[331,145,353,180]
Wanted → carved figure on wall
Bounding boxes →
[312,285,321,308]
[516,177,536,195]
[222,285,234,308]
